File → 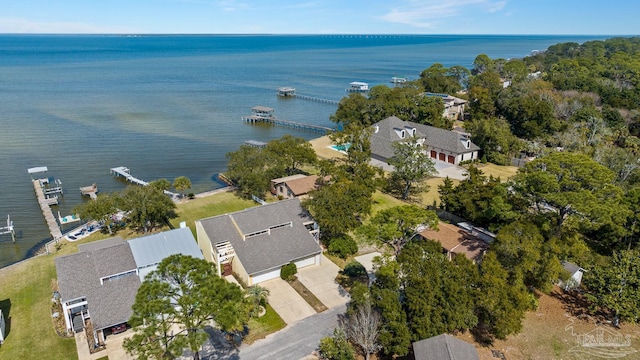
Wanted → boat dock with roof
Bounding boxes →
[276,87,339,105]
[28,166,63,241]
[80,183,98,200]
[242,106,333,133]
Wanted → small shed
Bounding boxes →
[560,261,585,290]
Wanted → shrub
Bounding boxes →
[343,261,367,278]
[187,193,195,199]
[318,328,355,360]
[328,234,358,259]
[280,262,297,281]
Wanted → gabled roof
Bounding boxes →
[128,227,204,280]
[413,334,479,360]
[197,198,322,275]
[55,241,140,331]
[417,222,488,261]
[271,174,307,184]
[562,261,584,275]
[370,116,480,160]
[284,175,319,196]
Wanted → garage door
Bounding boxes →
[439,153,446,161]
[430,150,437,159]
[251,268,281,284]
[295,256,316,269]
[447,155,455,164]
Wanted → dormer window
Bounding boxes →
[374,125,379,133]
[404,126,416,137]
[394,128,405,139]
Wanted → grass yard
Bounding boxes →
[170,190,257,232]
[0,245,84,359]
[416,177,461,207]
[475,163,519,180]
[244,304,286,344]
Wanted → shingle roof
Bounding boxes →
[370,116,480,160]
[284,175,319,196]
[55,242,140,331]
[197,198,322,275]
[418,222,488,262]
[78,236,124,253]
[412,334,479,360]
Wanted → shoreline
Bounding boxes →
[2,186,235,271]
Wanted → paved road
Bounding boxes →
[238,304,347,360]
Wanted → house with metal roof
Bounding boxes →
[558,261,585,290]
[55,227,203,346]
[196,198,322,285]
[370,116,479,165]
[412,334,479,360]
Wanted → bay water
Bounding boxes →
[0,34,607,267]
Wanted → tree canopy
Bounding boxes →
[387,136,436,199]
[124,255,249,360]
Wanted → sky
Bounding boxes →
[0,0,638,35]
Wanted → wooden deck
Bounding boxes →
[32,179,63,240]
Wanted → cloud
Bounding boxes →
[379,0,507,28]
[0,17,134,33]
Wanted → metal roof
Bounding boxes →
[128,227,204,280]
[27,166,48,174]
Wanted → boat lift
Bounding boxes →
[0,215,16,242]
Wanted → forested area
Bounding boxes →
[316,37,640,359]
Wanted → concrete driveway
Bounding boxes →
[354,252,382,285]
[261,278,316,325]
[297,255,350,309]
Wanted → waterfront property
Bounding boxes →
[196,198,322,285]
[370,116,479,165]
[54,227,203,347]
[270,174,320,199]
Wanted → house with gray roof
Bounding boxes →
[370,116,479,165]
[196,198,322,285]
[55,227,203,346]
[412,334,479,360]
[558,260,585,290]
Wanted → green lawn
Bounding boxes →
[244,304,286,344]
[170,190,257,233]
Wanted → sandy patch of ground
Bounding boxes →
[309,136,345,160]
[458,288,640,360]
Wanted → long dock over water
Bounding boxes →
[28,167,64,241]
[277,87,340,105]
[110,166,179,198]
[31,180,63,241]
[242,106,334,133]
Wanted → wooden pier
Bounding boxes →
[28,167,64,241]
[110,166,179,198]
[242,106,333,133]
[32,179,63,241]
[80,184,98,200]
[276,87,339,105]
[244,140,267,148]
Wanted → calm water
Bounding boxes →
[0,34,608,267]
